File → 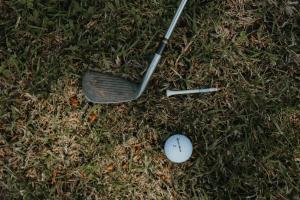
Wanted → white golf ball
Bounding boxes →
[164,134,193,163]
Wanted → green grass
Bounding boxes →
[1,0,300,199]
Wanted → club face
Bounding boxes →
[83,71,139,104]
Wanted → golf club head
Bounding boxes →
[82,71,139,104]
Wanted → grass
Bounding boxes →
[0,0,300,199]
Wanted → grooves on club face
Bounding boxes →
[82,71,139,104]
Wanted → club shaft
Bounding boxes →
[167,88,220,97]
[138,0,188,97]
[165,0,189,40]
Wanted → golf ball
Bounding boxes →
[164,134,193,163]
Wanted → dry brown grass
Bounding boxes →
[1,0,300,199]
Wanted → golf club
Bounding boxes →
[166,88,220,97]
[83,0,189,103]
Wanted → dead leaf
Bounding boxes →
[159,154,166,161]
[133,155,141,163]
[0,148,6,157]
[104,164,114,173]
[26,168,37,179]
[122,162,128,170]
[79,171,86,178]
[86,20,97,29]
[69,96,80,108]
[88,112,97,123]
[134,144,141,153]
[157,172,172,185]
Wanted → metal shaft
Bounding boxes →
[165,0,189,40]
[137,0,188,97]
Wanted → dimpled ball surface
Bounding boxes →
[164,134,193,163]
